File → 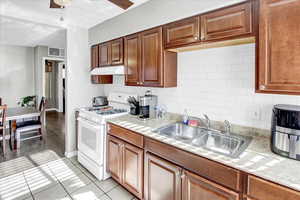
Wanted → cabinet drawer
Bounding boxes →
[247,175,300,200]
[108,123,144,148]
[145,138,241,191]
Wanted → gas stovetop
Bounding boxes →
[96,108,128,116]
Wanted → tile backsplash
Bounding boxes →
[103,43,300,131]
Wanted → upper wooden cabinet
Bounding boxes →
[256,0,300,94]
[125,27,177,87]
[141,28,163,87]
[163,17,200,48]
[182,170,239,200]
[144,152,182,200]
[98,38,124,66]
[201,2,252,41]
[111,38,124,65]
[99,42,111,66]
[124,33,141,86]
[90,45,113,84]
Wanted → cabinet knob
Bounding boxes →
[260,85,266,90]
[194,36,198,40]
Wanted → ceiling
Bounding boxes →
[0,0,150,48]
[0,0,150,28]
[0,16,66,48]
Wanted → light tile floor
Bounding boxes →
[0,154,136,200]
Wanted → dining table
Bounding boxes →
[1,107,41,150]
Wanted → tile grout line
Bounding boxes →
[22,171,35,200]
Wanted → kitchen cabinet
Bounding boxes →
[163,17,200,48]
[123,143,143,199]
[107,133,144,199]
[247,175,300,200]
[144,152,182,200]
[256,0,300,94]
[107,135,123,183]
[125,27,177,87]
[111,38,124,65]
[90,45,113,84]
[99,42,111,66]
[201,2,252,41]
[124,33,141,86]
[141,27,163,87]
[182,170,239,200]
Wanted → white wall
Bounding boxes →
[65,27,103,155]
[103,44,300,130]
[88,0,300,131]
[0,45,35,107]
[34,46,48,102]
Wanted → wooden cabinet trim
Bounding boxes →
[144,137,241,191]
[108,123,144,148]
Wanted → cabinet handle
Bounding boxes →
[194,36,198,40]
[260,85,266,90]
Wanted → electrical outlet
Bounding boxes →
[252,107,261,120]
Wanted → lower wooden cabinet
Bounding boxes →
[123,143,143,199]
[107,135,123,183]
[107,135,144,199]
[144,152,182,200]
[247,175,300,200]
[182,170,239,200]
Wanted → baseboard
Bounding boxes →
[64,151,78,158]
[46,108,59,112]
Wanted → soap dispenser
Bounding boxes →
[183,109,189,125]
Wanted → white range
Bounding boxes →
[77,92,137,180]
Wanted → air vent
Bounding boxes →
[48,48,65,58]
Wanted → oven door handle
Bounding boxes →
[77,117,102,130]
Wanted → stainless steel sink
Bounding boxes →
[153,123,206,142]
[153,123,252,158]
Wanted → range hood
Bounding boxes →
[91,66,125,75]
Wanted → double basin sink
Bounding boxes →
[153,123,252,158]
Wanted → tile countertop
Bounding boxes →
[107,114,300,192]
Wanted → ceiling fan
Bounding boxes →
[50,0,134,10]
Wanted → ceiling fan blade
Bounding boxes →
[50,0,63,8]
[107,0,134,10]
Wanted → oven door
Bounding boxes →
[78,117,104,165]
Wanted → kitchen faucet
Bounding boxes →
[224,120,231,135]
[200,114,210,129]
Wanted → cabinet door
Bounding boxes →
[141,27,163,87]
[99,42,111,66]
[107,136,123,183]
[122,143,143,199]
[257,0,300,94]
[91,45,99,83]
[163,16,200,48]
[201,2,252,41]
[144,152,181,200]
[124,34,141,86]
[182,170,239,200]
[111,38,124,65]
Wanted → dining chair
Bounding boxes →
[15,97,46,149]
[0,105,10,156]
